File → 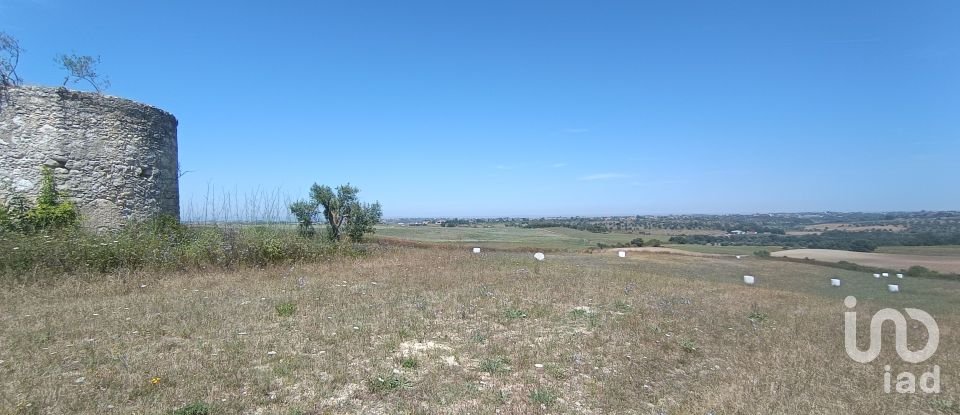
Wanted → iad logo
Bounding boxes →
[843,296,941,393]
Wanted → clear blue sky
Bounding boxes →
[3,0,957,217]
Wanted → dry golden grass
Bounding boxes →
[0,247,958,414]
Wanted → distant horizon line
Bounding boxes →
[179,209,959,223]
[377,210,958,220]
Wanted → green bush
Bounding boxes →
[276,301,297,317]
[0,171,360,280]
[504,308,527,319]
[905,265,960,280]
[171,402,211,415]
[0,220,353,280]
[1,167,80,234]
[367,374,412,393]
[529,387,557,406]
[0,205,10,231]
[400,357,419,369]
[479,357,511,374]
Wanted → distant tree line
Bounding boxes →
[521,221,607,233]
[596,238,662,249]
[441,218,472,227]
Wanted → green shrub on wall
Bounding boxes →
[1,167,80,234]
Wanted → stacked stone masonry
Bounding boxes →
[0,86,179,230]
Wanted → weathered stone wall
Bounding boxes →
[0,86,178,230]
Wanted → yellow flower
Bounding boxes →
[150,377,161,385]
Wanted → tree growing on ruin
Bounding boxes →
[0,32,22,88]
[0,31,23,113]
[289,183,382,242]
[56,53,110,93]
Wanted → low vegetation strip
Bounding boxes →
[0,218,355,280]
[606,247,730,258]
[770,248,960,274]
[875,245,960,257]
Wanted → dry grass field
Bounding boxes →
[876,246,960,257]
[1,247,959,414]
[663,245,786,256]
[771,248,960,274]
[373,225,639,251]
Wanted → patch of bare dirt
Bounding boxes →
[770,248,960,274]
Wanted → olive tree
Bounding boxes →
[56,53,110,93]
[0,32,22,88]
[0,32,23,113]
[289,183,382,242]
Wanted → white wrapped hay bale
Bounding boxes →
[618,251,626,258]
[743,275,755,285]
[534,252,545,261]
[472,247,481,253]
[882,272,889,277]
[888,284,900,293]
[873,273,881,278]
[896,273,904,279]
[831,278,841,287]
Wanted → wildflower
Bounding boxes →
[150,376,161,385]
[12,247,19,250]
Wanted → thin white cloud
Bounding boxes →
[578,173,629,181]
[825,38,881,44]
[630,179,686,187]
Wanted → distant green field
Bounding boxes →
[374,225,638,250]
[874,245,960,256]
[665,244,786,255]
